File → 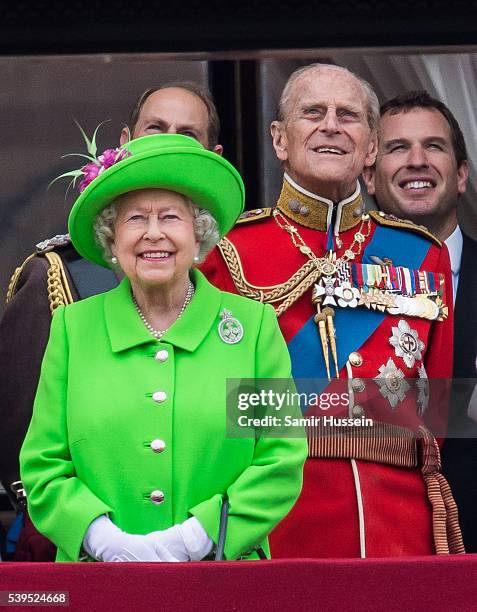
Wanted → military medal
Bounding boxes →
[271,207,445,382]
[273,210,372,381]
[374,357,410,408]
[358,288,397,311]
[388,295,439,320]
[334,281,360,308]
[313,277,338,306]
[218,309,244,344]
[389,320,425,368]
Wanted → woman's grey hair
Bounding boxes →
[277,63,380,132]
[93,195,220,266]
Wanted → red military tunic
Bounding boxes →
[201,176,463,558]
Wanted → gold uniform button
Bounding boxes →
[289,198,300,212]
[351,378,365,393]
[155,349,169,362]
[349,352,363,367]
[150,439,166,453]
[150,490,165,505]
[352,405,364,417]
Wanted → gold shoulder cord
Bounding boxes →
[5,252,74,314]
[44,252,74,313]
[5,254,37,304]
[217,237,320,316]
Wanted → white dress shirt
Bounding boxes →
[445,226,477,418]
[444,225,463,304]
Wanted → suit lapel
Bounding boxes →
[453,231,477,377]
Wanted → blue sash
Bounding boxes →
[288,225,433,379]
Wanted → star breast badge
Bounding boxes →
[374,357,410,408]
[389,319,425,369]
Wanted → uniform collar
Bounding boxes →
[104,269,222,353]
[277,173,364,233]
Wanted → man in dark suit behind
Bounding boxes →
[363,90,477,552]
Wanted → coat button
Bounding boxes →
[150,439,166,453]
[352,405,364,417]
[152,391,167,403]
[351,378,365,393]
[150,490,165,505]
[155,349,169,362]
[349,352,363,367]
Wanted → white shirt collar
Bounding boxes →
[445,225,463,277]
[445,225,463,303]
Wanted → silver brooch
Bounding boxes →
[218,309,244,344]
[389,319,425,368]
[374,357,410,408]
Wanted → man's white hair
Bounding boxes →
[277,63,380,132]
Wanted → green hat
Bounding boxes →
[68,134,245,267]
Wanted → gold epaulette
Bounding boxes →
[369,210,442,247]
[44,251,74,313]
[5,254,36,304]
[5,249,74,315]
[235,208,273,225]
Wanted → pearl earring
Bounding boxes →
[111,256,118,265]
[193,255,200,263]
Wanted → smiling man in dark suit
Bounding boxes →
[363,90,477,552]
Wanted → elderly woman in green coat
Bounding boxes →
[20,134,307,563]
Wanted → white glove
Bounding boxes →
[113,544,178,563]
[180,516,214,560]
[83,515,175,562]
[83,515,212,562]
[148,517,213,562]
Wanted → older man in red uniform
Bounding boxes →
[202,63,463,557]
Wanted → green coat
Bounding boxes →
[20,269,307,562]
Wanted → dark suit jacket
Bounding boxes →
[454,232,477,378]
[442,230,477,552]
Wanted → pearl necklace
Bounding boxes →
[133,281,195,339]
